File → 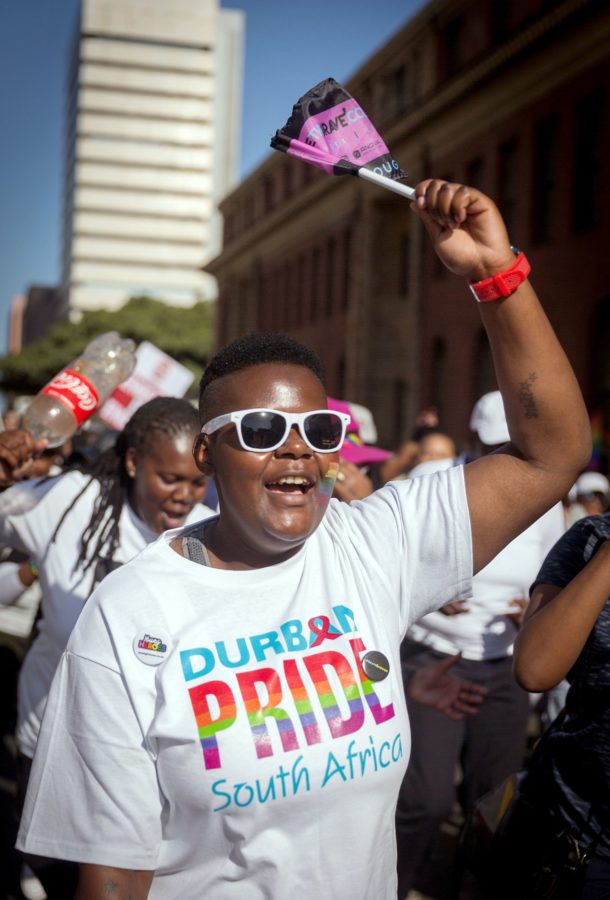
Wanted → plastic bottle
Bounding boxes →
[22,332,137,447]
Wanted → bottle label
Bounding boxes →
[41,368,100,426]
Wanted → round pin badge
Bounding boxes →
[362,650,390,682]
[133,631,170,667]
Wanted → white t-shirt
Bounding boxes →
[408,502,565,659]
[0,471,213,756]
[19,469,472,900]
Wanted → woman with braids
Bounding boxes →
[10,180,590,900]
[0,396,213,897]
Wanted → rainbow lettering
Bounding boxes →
[183,619,396,770]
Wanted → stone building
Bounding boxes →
[208,0,610,456]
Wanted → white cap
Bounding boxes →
[347,401,378,444]
[575,472,610,497]
[469,391,510,446]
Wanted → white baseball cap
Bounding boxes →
[575,472,610,497]
[347,401,378,444]
[469,391,510,446]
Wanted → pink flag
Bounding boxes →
[271,77,415,199]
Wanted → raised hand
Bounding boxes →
[412,179,515,282]
[0,429,47,488]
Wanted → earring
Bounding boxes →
[127,467,135,478]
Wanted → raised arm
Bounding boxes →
[412,180,590,573]
[513,538,610,691]
[76,865,154,900]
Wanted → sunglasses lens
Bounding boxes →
[240,411,286,449]
[304,412,344,451]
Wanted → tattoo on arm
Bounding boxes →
[518,372,538,419]
[103,881,135,899]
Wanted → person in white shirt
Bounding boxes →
[395,391,565,898]
[574,471,610,518]
[0,396,214,897]
[11,179,591,900]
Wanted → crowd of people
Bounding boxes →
[0,179,606,900]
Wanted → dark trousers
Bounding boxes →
[582,857,610,900]
[395,640,530,900]
[16,752,79,899]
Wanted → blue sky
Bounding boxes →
[0,0,427,351]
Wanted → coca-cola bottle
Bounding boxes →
[22,332,137,447]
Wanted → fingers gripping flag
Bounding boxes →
[271,77,415,200]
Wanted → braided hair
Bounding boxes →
[51,397,200,577]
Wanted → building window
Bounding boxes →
[263,176,274,215]
[238,278,249,333]
[256,269,265,329]
[497,139,519,238]
[431,338,447,424]
[489,0,510,45]
[337,356,346,400]
[383,65,412,123]
[311,247,321,323]
[412,49,422,100]
[282,162,293,201]
[465,156,485,191]
[286,260,298,330]
[277,265,288,330]
[261,270,273,330]
[302,165,315,186]
[445,17,465,78]
[341,228,352,312]
[217,285,227,343]
[325,238,336,318]
[532,116,559,244]
[400,233,411,296]
[572,89,605,233]
[267,268,277,331]
[393,379,408,447]
[295,254,306,328]
[393,65,410,114]
[244,193,255,228]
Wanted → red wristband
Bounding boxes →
[468,251,531,302]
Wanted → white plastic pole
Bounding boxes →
[357,166,416,200]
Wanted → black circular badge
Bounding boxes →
[362,650,390,682]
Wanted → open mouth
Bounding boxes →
[265,475,315,495]
[163,510,188,527]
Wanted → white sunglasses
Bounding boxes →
[201,408,350,453]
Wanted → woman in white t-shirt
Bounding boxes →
[10,180,591,900]
[0,396,213,897]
